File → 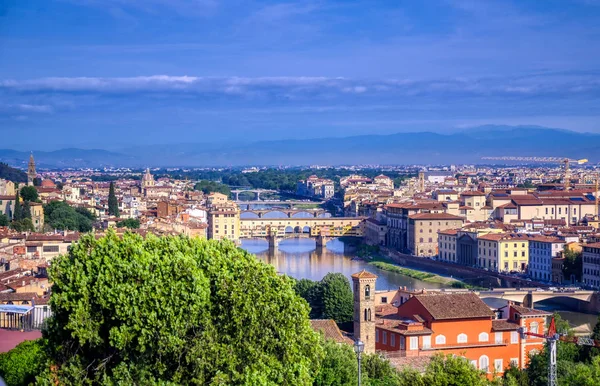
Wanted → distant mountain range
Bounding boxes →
[4,125,600,168]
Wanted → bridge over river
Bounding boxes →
[239,216,365,248]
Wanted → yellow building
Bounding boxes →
[30,202,45,231]
[207,201,240,243]
[477,233,530,273]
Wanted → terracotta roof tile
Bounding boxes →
[351,269,378,279]
[310,319,353,344]
[491,320,519,331]
[412,293,494,320]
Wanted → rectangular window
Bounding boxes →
[510,358,519,367]
[27,246,37,253]
[495,332,503,344]
[376,330,379,343]
[383,331,387,345]
[511,331,519,344]
[43,245,60,253]
[495,359,503,373]
[400,336,405,350]
[422,336,431,349]
[381,297,388,303]
[391,334,395,347]
[409,336,418,350]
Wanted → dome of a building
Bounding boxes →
[41,179,56,188]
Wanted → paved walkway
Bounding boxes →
[0,329,42,352]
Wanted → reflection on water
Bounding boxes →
[241,238,448,291]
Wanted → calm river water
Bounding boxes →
[240,238,447,291]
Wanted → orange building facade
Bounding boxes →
[373,292,549,376]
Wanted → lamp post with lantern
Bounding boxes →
[354,339,364,386]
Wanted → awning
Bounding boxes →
[0,305,34,314]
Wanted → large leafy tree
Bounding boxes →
[0,339,46,386]
[40,232,323,385]
[19,185,39,202]
[321,273,354,324]
[108,181,119,217]
[0,213,8,226]
[44,201,94,232]
[295,278,324,319]
[420,354,489,386]
[117,218,140,229]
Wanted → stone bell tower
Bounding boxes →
[27,153,36,186]
[351,269,377,354]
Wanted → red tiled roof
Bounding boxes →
[409,213,464,221]
[351,270,378,279]
[461,191,486,196]
[310,319,353,344]
[411,293,495,320]
[491,319,519,331]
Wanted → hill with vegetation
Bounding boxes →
[0,162,26,183]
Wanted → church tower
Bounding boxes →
[27,153,36,186]
[142,168,155,189]
[351,270,377,354]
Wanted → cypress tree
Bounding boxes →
[108,182,120,217]
[13,191,22,221]
[22,200,31,219]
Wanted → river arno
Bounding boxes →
[240,238,448,291]
[240,238,598,334]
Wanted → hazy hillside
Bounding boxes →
[3,126,600,168]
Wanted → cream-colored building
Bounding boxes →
[207,201,240,243]
[0,179,15,196]
[407,213,464,256]
[29,202,44,231]
[206,192,229,207]
[477,233,530,273]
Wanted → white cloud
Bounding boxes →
[0,104,53,113]
[1,74,598,100]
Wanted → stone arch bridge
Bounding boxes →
[241,208,329,218]
[231,189,277,201]
[240,217,365,248]
[435,288,597,309]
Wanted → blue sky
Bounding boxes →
[1,0,600,150]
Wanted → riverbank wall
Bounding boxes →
[380,248,546,289]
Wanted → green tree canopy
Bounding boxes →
[117,218,141,229]
[321,273,354,324]
[0,213,8,226]
[0,339,46,386]
[108,181,119,217]
[295,278,324,319]
[20,185,39,202]
[0,162,27,183]
[44,201,95,232]
[40,232,323,385]
[194,180,231,196]
[13,191,22,221]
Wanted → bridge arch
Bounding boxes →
[263,210,289,218]
[284,226,294,233]
[317,213,332,218]
[291,211,314,218]
[303,225,311,233]
[240,212,260,219]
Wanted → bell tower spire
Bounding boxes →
[27,153,37,186]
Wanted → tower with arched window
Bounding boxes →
[351,269,377,354]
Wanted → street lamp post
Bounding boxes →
[354,339,364,386]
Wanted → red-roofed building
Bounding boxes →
[407,213,464,256]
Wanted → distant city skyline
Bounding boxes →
[1,0,600,149]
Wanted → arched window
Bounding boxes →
[368,309,372,321]
[457,333,468,343]
[479,355,489,372]
[365,285,370,298]
[364,309,368,321]
[478,332,489,342]
[530,322,539,334]
[435,335,446,345]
